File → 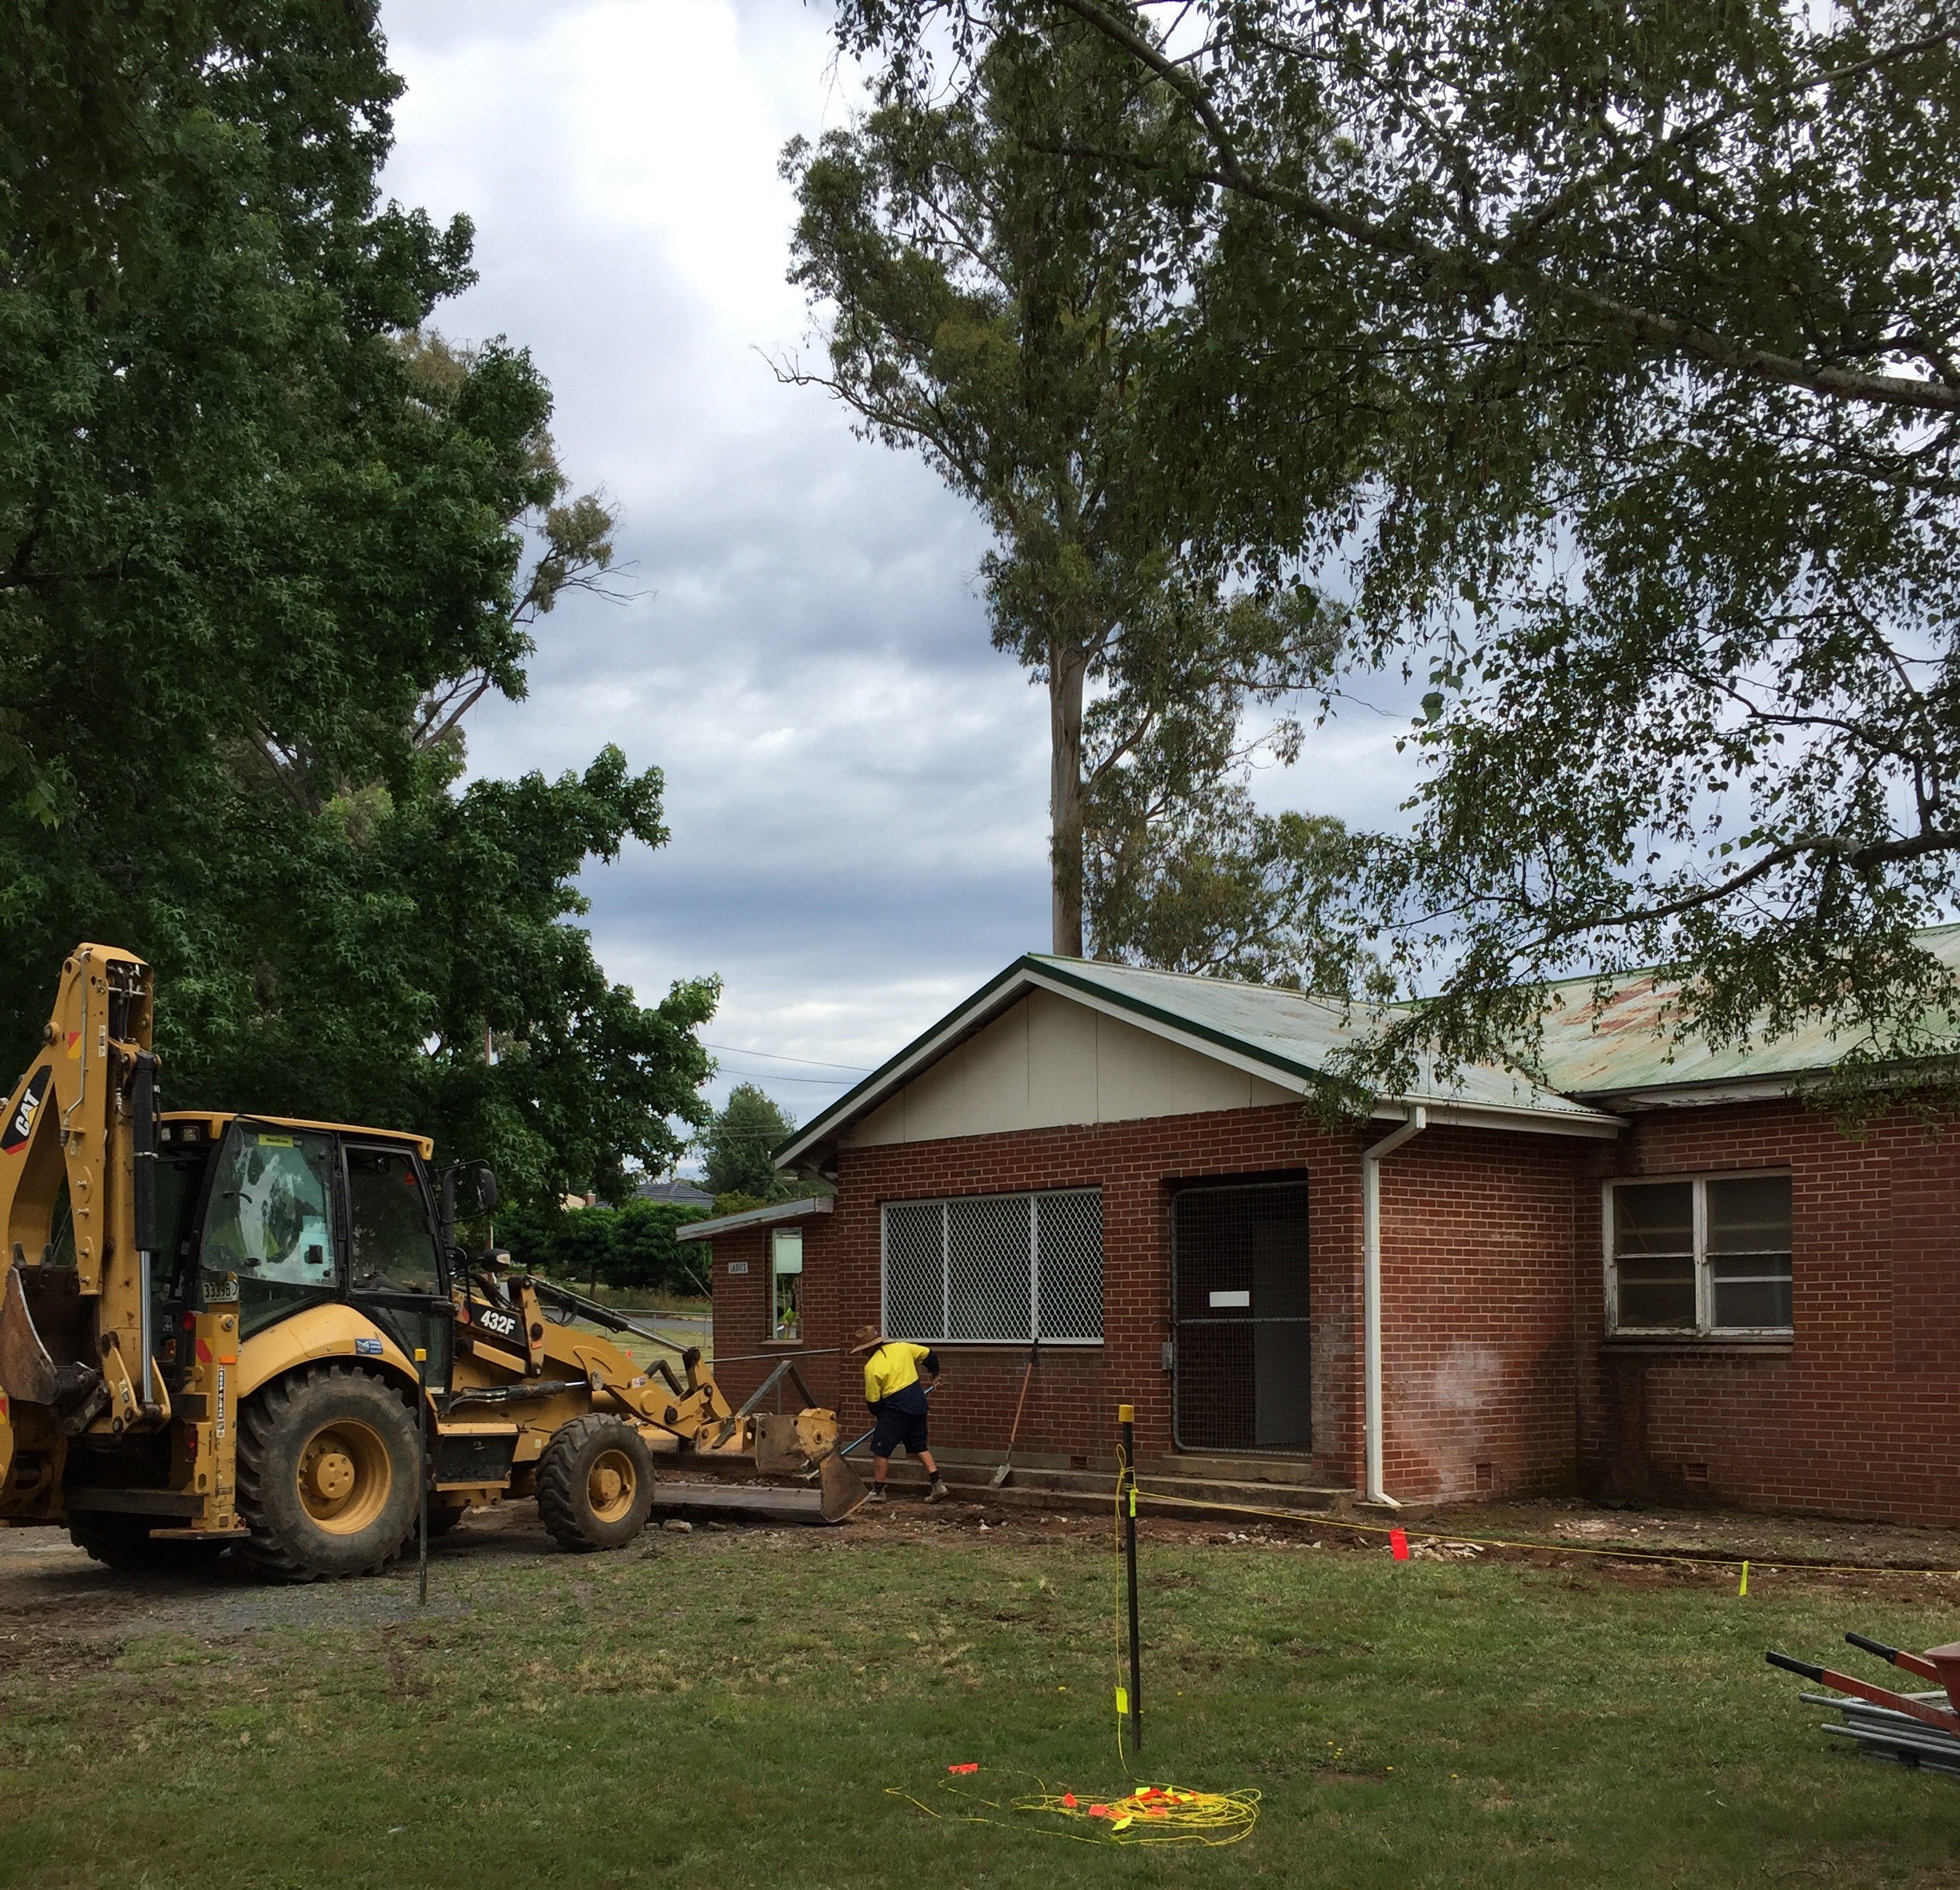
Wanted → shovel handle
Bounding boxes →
[1005,1350,1035,1450]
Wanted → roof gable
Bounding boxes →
[777,955,1621,1169]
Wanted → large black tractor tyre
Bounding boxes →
[237,1365,420,1582]
[68,1515,229,1573]
[536,1413,656,1551]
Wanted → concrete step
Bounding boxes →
[648,1461,1351,1529]
[1141,1454,1330,1487]
[855,1454,1348,1516]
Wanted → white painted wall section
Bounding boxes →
[841,991,1299,1148]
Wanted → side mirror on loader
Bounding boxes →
[438,1161,500,1260]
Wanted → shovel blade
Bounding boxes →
[819,1449,870,1523]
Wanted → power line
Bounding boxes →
[702,1040,871,1075]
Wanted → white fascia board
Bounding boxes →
[674,1196,834,1241]
[1414,1100,1625,1140]
[1573,1076,1811,1112]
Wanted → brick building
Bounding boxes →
[683,939,1960,1524]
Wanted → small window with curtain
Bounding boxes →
[770,1226,803,1341]
[1608,1173,1792,1337]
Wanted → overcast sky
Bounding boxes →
[378,0,1422,1141]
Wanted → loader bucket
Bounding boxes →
[818,1448,870,1523]
[754,1406,838,1474]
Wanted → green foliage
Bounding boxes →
[701,1084,798,1200]
[837,1,1960,1100]
[0,2,712,1196]
[498,1198,711,1297]
[784,22,1354,963]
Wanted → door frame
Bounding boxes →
[1170,1174,1312,1456]
[338,1138,456,1394]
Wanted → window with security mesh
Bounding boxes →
[880,1189,1102,1342]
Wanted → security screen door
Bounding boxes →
[1172,1180,1311,1454]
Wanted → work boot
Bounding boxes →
[926,1478,951,1504]
[868,1486,886,1504]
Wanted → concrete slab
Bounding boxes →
[651,1482,829,1524]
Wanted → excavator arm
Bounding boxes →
[0,945,166,1470]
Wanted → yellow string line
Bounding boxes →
[1132,1482,1960,1579]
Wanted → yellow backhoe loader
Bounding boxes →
[0,944,855,1581]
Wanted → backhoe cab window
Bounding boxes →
[346,1148,443,1295]
[201,1127,337,1334]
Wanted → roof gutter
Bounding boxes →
[1362,1105,1427,1509]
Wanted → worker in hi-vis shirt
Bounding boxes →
[850,1324,949,1504]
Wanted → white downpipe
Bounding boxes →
[1363,1105,1427,1508]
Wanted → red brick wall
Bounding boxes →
[1378,1126,1581,1501]
[703,1093,1960,1523]
[1576,1098,1960,1525]
[710,1106,1365,1475]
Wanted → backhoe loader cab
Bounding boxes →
[0,946,847,1582]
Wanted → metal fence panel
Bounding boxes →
[883,1200,945,1339]
[1037,1188,1104,1341]
[947,1195,1032,1340]
[881,1188,1103,1341]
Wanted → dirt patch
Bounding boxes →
[6,1479,1957,1660]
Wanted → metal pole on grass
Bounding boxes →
[1119,1401,1142,1754]
[416,1345,430,1608]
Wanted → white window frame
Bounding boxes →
[769,1226,803,1343]
[878,1188,1103,1345]
[1603,1169,1793,1340]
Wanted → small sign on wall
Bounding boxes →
[727,1261,749,1275]
[1208,1289,1251,1309]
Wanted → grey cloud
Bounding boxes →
[379,1,1420,1128]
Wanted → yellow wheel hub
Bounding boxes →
[588,1448,637,1525]
[297,1419,392,1535]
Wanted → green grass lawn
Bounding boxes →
[3,1519,1958,1888]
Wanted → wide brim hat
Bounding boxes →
[849,1323,886,1354]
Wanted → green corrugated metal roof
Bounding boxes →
[781,928,1960,1168]
[1023,955,1610,1120]
[1533,923,1960,1097]
[777,951,1619,1168]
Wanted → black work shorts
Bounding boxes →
[870,1401,930,1458]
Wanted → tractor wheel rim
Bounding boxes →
[588,1448,637,1524]
[297,1419,393,1534]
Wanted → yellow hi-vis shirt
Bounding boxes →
[864,1341,932,1405]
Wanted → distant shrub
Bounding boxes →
[497,1199,710,1296]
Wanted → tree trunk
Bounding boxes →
[1050,640,1088,957]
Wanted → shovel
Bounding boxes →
[990,1345,1036,1489]
[817,1444,872,1523]
[808,1379,936,1521]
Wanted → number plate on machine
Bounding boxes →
[471,1305,524,1349]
